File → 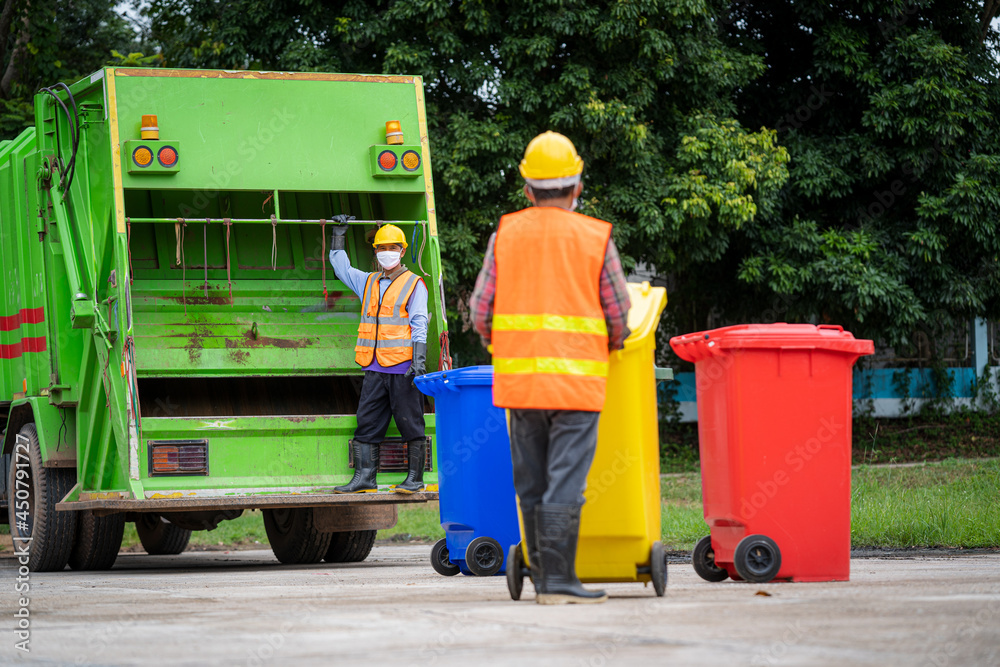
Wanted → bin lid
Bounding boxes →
[671,323,874,362]
[622,282,668,350]
[414,365,494,396]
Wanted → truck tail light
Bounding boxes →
[158,146,178,167]
[133,146,153,167]
[378,150,397,171]
[401,150,421,171]
[149,440,209,476]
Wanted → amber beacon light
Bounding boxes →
[385,120,404,145]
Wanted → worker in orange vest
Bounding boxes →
[470,132,632,604]
[329,222,428,494]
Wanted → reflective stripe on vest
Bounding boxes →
[493,357,609,376]
[355,270,420,367]
[493,313,608,336]
[492,207,612,411]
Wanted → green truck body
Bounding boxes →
[0,68,448,570]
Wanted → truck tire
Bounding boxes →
[69,511,125,570]
[263,507,332,565]
[136,514,192,555]
[324,529,377,563]
[7,423,77,571]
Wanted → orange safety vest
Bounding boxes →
[492,206,612,411]
[355,270,421,367]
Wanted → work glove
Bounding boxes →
[329,214,354,251]
[405,341,428,383]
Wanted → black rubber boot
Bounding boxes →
[534,504,608,604]
[334,441,379,493]
[392,440,426,494]
[522,507,539,584]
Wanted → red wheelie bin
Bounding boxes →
[670,324,873,583]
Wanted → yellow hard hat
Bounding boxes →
[518,131,584,181]
[372,224,408,249]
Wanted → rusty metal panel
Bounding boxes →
[313,504,398,532]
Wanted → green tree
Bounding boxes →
[0,0,138,140]
[718,0,1000,348]
[145,0,789,362]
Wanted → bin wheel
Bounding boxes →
[734,534,782,583]
[431,538,460,576]
[650,541,668,597]
[692,535,729,582]
[506,542,526,600]
[466,536,504,576]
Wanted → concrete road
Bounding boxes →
[2,546,998,666]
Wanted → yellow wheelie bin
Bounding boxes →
[507,281,669,599]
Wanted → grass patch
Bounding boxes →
[656,458,1000,550]
[120,511,270,550]
[852,458,1000,547]
[660,472,706,551]
[659,420,700,474]
[118,505,445,552]
[378,502,445,542]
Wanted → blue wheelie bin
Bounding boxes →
[415,366,520,576]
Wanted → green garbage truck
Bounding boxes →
[0,67,450,571]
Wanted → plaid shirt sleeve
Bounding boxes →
[601,238,632,350]
[469,232,497,346]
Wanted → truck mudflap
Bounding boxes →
[57,490,437,513]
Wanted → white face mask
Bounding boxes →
[571,197,579,212]
[377,250,401,269]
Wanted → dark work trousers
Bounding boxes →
[508,409,601,515]
[353,371,426,444]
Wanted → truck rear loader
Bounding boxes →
[0,68,449,570]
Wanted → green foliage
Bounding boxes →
[143,0,790,362]
[0,96,33,139]
[720,1,1000,347]
[0,0,141,140]
[110,50,164,67]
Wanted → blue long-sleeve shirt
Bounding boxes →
[330,248,428,374]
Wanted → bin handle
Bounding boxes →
[817,324,844,332]
[669,332,724,362]
[671,331,712,346]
